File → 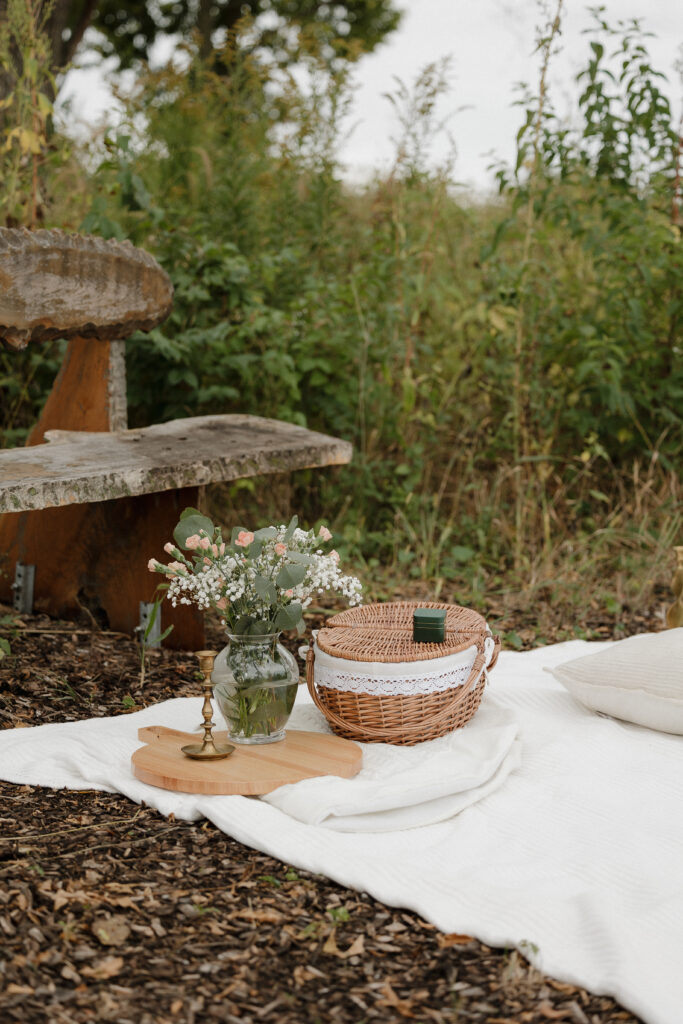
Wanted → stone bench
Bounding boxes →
[0,229,351,647]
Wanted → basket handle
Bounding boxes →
[305,640,495,744]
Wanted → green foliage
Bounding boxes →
[8,10,680,620]
[483,9,681,565]
[0,0,61,227]
[90,0,402,70]
[0,2,72,448]
[0,337,65,446]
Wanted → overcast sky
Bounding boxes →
[59,0,682,195]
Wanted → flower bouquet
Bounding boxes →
[149,509,362,743]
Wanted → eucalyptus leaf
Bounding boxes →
[180,507,204,521]
[273,606,294,630]
[254,575,278,604]
[247,539,263,561]
[247,619,273,635]
[276,563,307,589]
[173,513,214,549]
[274,602,302,630]
[254,526,278,541]
[283,515,298,543]
[286,552,313,564]
[233,614,255,635]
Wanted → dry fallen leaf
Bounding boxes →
[5,984,34,995]
[322,928,365,959]
[538,1004,577,1020]
[107,896,138,909]
[293,965,319,987]
[437,932,475,948]
[91,915,130,947]
[233,907,283,924]
[377,981,415,1018]
[51,888,93,912]
[81,955,124,980]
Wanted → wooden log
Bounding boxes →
[0,415,353,514]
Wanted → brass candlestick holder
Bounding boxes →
[181,651,234,760]
[665,546,683,629]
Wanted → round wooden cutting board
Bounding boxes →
[131,725,363,795]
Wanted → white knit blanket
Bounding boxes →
[1,640,682,1024]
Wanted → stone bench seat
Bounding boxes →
[0,415,352,514]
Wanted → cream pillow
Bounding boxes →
[546,629,683,734]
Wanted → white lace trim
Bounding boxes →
[311,634,495,697]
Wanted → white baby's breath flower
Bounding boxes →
[156,516,362,632]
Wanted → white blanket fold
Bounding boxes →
[1,640,682,1024]
[266,702,520,830]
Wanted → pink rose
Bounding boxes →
[163,542,174,554]
[199,536,211,550]
[274,543,287,556]
[215,598,227,610]
[329,550,340,562]
[236,530,254,547]
[219,542,226,555]
[212,544,219,556]
[147,558,159,572]
[185,534,201,550]
[319,525,332,542]
[168,561,185,572]
[285,589,294,598]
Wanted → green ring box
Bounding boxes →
[412,607,446,643]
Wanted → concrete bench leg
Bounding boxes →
[0,487,205,650]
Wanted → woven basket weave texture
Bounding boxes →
[306,602,500,745]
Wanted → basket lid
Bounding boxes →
[316,601,489,664]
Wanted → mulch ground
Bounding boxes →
[0,600,663,1024]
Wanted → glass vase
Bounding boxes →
[211,633,299,744]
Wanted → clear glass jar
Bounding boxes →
[211,633,299,744]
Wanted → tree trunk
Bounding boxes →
[197,0,214,59]
[44,0,98,72]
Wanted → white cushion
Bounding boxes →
[546,629,683,734]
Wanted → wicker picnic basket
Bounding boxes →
[305,601,500,745]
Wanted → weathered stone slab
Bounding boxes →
[0,229,173,350]
[0,415,353,513]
